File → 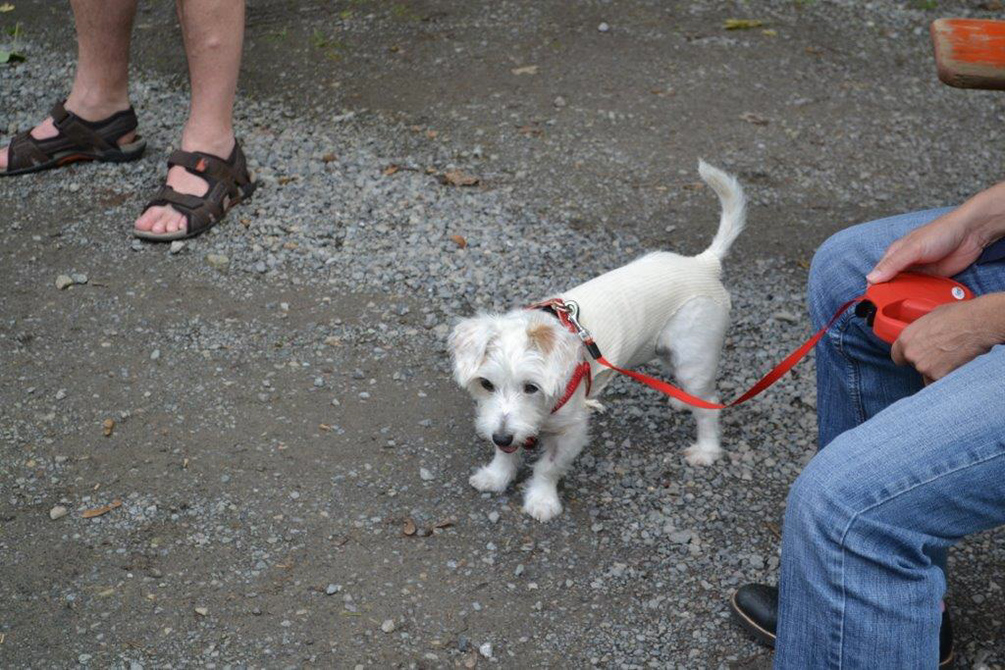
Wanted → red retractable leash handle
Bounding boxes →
[532,272,973,411]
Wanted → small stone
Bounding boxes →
[55,275,74,290]
[554,96,567,108]
[325,583,340,595]
[55,389,67,401]
[131,239,144,252]
[419,467,435,481]
[514,564,525,576]
[773,311,799,324]
[598,22,610,32]
[206,254,230,270]
[71,273,88,285]
[68,183,80,193]
[381,619,395,633]
[331,398,341,407]
[358,391,371,400]
[669,530,693,544]
[49,505,68,520]
[169,240,185,255]
[314,376,325,387]
[194,607,208,616]
[488,511,500,524]
[150,349,161,361]
[479,642,493,659]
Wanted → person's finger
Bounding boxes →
[867,239,917,284]
[923,375,934,386]
[890,337,907,366]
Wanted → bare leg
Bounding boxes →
[0,0,137,169]
[134,0,245,236]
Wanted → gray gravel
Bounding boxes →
[3,0,1005,667]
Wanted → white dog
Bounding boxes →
[449,161,746,521]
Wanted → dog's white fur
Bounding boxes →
[449,161,746,521]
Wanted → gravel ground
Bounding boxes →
[2,1,1005,668]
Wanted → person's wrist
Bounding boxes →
[966,182,1005,244]
[972,293,1005,344]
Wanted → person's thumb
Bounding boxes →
[867,240,915,284]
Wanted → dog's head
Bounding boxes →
[448,309,583,452]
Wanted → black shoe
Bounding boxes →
[730,584,778,648]
[729,583,955,667]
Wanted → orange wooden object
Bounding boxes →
[931,18,1005,90]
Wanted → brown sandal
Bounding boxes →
[135,141,256,241]
[1,101,146,176]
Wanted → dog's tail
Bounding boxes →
[697,160,747,260]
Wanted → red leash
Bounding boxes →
[531,297,862,411]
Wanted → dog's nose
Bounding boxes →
[492,432,514,448]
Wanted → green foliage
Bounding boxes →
[311,29,345,61]
[0,21,24,64]
[265,27,288,43]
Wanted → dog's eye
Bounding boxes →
[479,378,495,392]
[524,383,539,394]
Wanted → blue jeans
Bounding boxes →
[775,208,1005,668]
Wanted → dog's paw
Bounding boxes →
[523,487,563,522]
[469,466,513,493]
[684,443,722,467]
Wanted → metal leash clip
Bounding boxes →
[561,300,603,360]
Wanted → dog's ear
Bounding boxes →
[530,317,583,397]
[448,315,496,387]
[526,320,558,355]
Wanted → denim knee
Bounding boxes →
[808,229,864,322]
[783,449,854,547]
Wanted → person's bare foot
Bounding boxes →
[0,98,135,171]
[133,129,236,237]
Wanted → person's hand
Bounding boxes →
[891,294,1005,382]
[868,182,1005,284]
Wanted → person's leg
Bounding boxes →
[775,344,1005,668]
[808,208,1005,575]
[134,0,245,236]
[808,208,955,448]
[0,0,137,169]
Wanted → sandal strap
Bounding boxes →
[145,185,225,236]
[167,149,240,199]
[7,131,51,169]
[48,102,112,153]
